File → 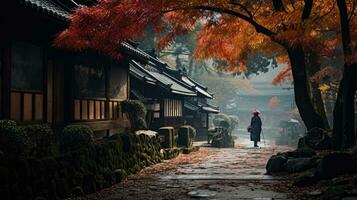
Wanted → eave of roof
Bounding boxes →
[181,76,213,99]
[199,102,220,113]
[20,0,71,21]
[120,42,166,67]
[149,71,196,96]
[184,74,208,90]
[159,64,213,99]
[201,106,220,113]
[202,107,220,114]
[184,101,200,111]
[129,62,157,85]
[130,60,197,97]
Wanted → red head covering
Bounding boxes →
[252,109,261,115]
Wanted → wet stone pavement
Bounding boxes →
[73,134,298,200]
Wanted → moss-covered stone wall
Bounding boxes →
[0,133,162,200]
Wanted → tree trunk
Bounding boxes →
[325,90,334,127]
[286,46,325,130]
[332,64,357,149]
[305,51,330,129]
[332,0,357,149]
[310,81,330,129]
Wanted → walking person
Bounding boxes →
[249,109,262,147]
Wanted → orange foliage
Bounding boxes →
[54,0,357,75]
[310,66,342,83]
[272,65,292,85]
[268,96,281,109]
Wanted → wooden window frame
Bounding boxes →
[8,41,46,122]
[164,99,183,118]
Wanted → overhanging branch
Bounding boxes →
[302,0,313,20]
[163,5,275,37]
[228,0,253,18]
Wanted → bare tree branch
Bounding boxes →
[302,0,314,20]
[252,0,263,17]
[228,0,253,18]
[163,5,275,36]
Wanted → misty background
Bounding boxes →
[137,28,305,144]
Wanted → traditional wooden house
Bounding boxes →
[0,0,148,136]
[129,53,196,130]
[129,50,219,138]
[181,80,220,139]
[170,71,220,139]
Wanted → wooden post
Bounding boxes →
[206,113,209,134]
[43,48,49,123]
[63,58,73,122]
[105,61,111,136]
[46,60,53,123]
[126,60,130,100]
[1,42,11,119]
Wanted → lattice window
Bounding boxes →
[164,99,182,117]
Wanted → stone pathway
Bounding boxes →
[72,134,299,200]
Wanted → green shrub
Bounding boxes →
[227,115,239,133]
[0,120,17,131]
[59,125,94,153]
[213,114,231,128]
[122,100,147,131]
[0,120,25,156]
[133,118,147,131]
[213,114,239,133]
[19,124,54,157]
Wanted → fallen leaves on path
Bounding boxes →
[127,148,216,179]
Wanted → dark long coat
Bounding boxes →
[250,115,262,142]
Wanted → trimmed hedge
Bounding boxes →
[122,100,147,131]
[0,120,25,157]
[59,125,94,153]
[0,122,55,158]
[0,133,163,200]
[213,113,239,133]
[19,124,54,158]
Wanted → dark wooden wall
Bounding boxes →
[0,3,131,134]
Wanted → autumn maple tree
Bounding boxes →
[268,96,281,109]
[55,0,357,149]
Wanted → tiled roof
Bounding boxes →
[130,60,197,97]
[120,42,166,67]
[201,105,220,113]
[149,71,196,96]
[184,99,220,113]
[20,0,71,21]
[157,62,213,99]
[181,76,213,99]
[129,61,157,85]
